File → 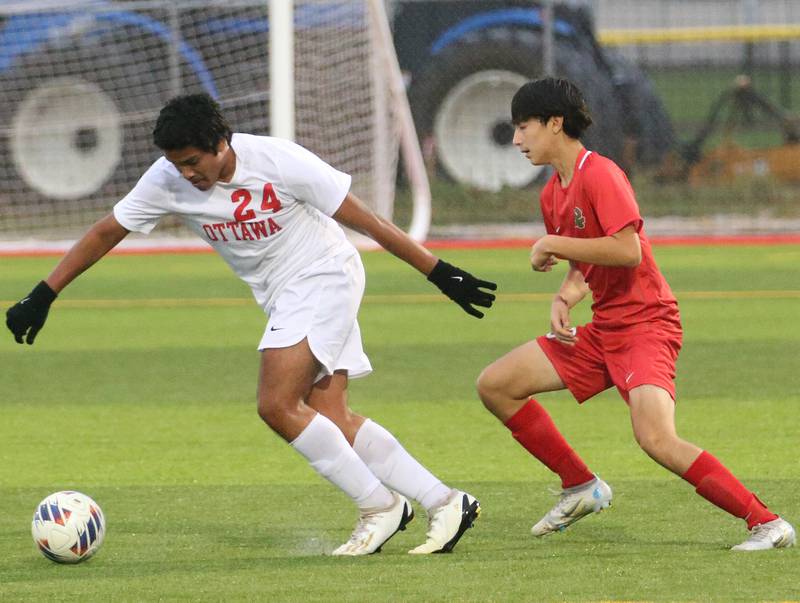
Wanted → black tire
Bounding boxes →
[0,25,202,235]
[408,28,626,190]
[603,50,676,166]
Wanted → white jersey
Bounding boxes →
[114,133,355,309]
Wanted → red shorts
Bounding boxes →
[537,321,682,404]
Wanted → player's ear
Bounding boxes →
[550,116,564,134]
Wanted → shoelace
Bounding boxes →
[544,486,591,518]
[553,495,577,515]
[547,488,575,512]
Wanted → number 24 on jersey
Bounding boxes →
[231,183,282,222]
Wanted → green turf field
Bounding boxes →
[1,244,798,602]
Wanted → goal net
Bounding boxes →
[0,0,430,247]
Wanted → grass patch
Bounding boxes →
[1,246,798,601]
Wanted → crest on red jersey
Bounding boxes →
[574,207,586,229]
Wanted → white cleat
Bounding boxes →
[408,490,481,554]
[731,517,796,551]
[531,475,612,537]
[332,492,414,556]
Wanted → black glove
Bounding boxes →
[427,260,497,318]
[6,281,57,345]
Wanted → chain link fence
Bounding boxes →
[392,0,800,236]
[0,0,798,243]
[0,0,403,242]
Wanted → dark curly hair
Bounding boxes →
[511,78,592,139]
[153,93,232,153]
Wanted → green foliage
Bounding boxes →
[1,246,798,601]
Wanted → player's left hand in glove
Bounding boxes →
[427,260,497,318]
[6,281,57,345]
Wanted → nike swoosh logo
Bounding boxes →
[20,298,29,305]
[555,227,561,233]
[560,499,582,516]
[625,372,635,384]
[451,276,463,282]
[270,326,284,331]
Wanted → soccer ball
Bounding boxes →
[31,491,106,564]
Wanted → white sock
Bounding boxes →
[291,414,394,511]
[353,419,452,513]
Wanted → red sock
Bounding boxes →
[504,399,594,489]
[682,451,778,529]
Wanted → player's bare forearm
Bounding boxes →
[334,192,496,318]
[556,265,590,308]
[536,225,642,268]
[332,193,437,274]
[46,213,130,293]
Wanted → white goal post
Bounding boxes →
[269,0,430,243]
[0,0,431,249]
[366,0,431,242]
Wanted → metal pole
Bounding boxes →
[269,0,294,140]
[368,0,430,242]
[742,0,758,78]
[542,0,555,76]
[780,40,791,109]
[369,2,392,220]
[167,5,182,97]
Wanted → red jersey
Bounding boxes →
[539,148,680,330]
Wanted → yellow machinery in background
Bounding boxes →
[679,76,800,185]
[601,25,800,186]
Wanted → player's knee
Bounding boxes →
[633,427,672,459]
[256,395,288,430]
[476,365,504,410]
[256,399,276,427]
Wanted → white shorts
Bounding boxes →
[258,250,372,382]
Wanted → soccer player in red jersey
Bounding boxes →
[476,77,795,551]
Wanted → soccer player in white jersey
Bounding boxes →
[6,94,497,556]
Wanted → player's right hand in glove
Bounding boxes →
[6,281,57,345]
[427,260,497,318]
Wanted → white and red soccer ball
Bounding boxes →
[31,491,105,563]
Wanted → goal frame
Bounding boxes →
[269,0,431,242]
